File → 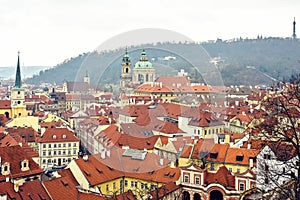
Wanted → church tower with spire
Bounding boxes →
[84,71,90,85]
[119,48,132,93]
[11,52,27,118]
[293,17,297,40]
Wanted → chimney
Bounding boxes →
[247,142,251,149]
[159,158,164,166]
[18,142,22,147]
[101,151,106,160]
[83,154,88,162]
[249,158,253,168]
[14,183,19,192]
[170,160,175,168]
[106,149,110,158]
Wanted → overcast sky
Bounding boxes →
[1,0,300,67]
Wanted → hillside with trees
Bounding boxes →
[26,37,300,87]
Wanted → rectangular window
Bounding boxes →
[74,143,77,147]
[237,168,240,173]
[54,144,57,148]
[48,144,51,148]
[43,151,46,156]
[184,174,189,183]
[210,163,215,171]
[229,168,232,173]
[43,144,46,148]
[63,143,66,148]
[124,180,128,187]
[48,151,51,156]
[195,176,200,185]
[113,182,116,189]
[58,151,61,155]
[58,144,61,148]
[239,182,245,191]
[68,143,71,147]
[68,150,71,155]
[73,150,77,155]
[54,151,57,155]
[106,184,109,191]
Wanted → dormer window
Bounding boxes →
[21,159,29,171]
[52,135,57,139]
[210,152,218,159]
[62,134,66,139]
[236,155,244,162]
[1,162,10,176]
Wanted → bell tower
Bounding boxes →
[11,52,27,118]
[120,48,132,93]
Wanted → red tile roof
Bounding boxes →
[205,166,235,189]
[0,179,51,200]
[0,100,11,109]
[6,127,39,143]
[39,128,79,143]
[225,148,259,166]
[0,145,43,181]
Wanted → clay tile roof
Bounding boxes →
[108,190,136,200]
[6,127,38,143]
[150,182,180,199]
[225,148,260,166]
[205,166,235,189]
[0,181,21,200]
[75,155,123,186]
[0,145,43,181]
[39,128,79,143]
[43,169,82,200]
[0,100,11,109]
[67,82,89,92]
[18,179,51,200]
[117,134,159,150]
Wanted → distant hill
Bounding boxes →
[26,38,300,86]
[0,66,51,80]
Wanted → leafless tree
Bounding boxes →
[253,77,300,200]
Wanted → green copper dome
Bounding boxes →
[134,49,153,68]
[122,48,130,63]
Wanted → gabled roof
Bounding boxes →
[0,179,51,200]
[0,100,11,109]
[225,148,259,166]
[6,127,39,143]
[0,145,43,181]
[43,168,104,200]
[39,128,79,143]
[205,166,235,189]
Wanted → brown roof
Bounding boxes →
[0,100,11,109]
[205,166,235,189]
[150,182,181,199]
[39,128,80,143]
[225,148,259,166]
[0,179,51,200]
[43,169,91,200]
[67,82,89,93]
[0,145,43,181]
[6,127,39,143]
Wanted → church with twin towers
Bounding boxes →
[119,49,155,93]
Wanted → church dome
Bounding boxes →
[134,49,153,68]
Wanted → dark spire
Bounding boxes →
[122,47,130,63]
[14,51,22,88]
[293,17,297,40]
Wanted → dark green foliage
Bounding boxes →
[26,38,300,86]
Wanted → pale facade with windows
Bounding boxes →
[38,128,80,169]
